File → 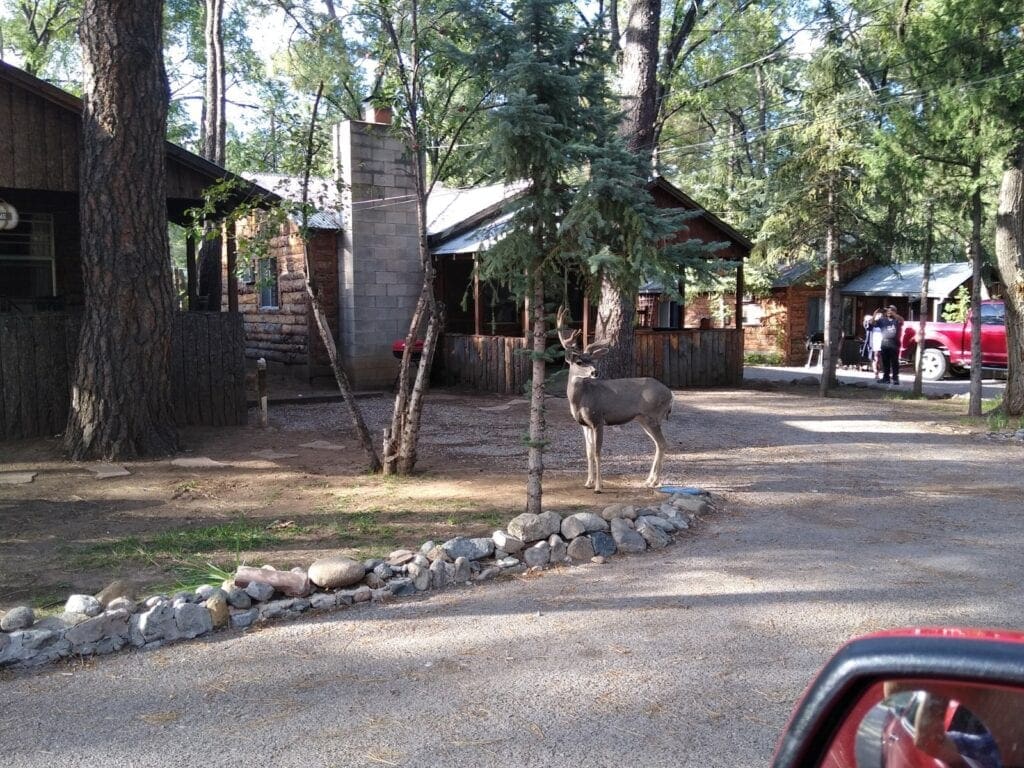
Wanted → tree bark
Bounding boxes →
[819,183,840,397]
[525,269,547,516]
[912,207,933,397]
[66,0,178,460]
[995,144,1024,416]
[968,165,984,416]
[202,0,226,167]
[197,235,222,310]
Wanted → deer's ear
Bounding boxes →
[585,344,610,359]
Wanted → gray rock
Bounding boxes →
[425,544,451,563]
[371,588,393,603]
[64,594,103,617]
[443,536,495,561]
[34,616,69,632]
[335,589,358,606]
[1,605,34,631]
[59,611,90,627]
[610,518,646,553]
[363,573,386,590]
[639,514,674,533]
[194,584,218,600]
[308,556,366,589]
[175,603,214,638]
[363,558,383,571]
[291,598,311,613]
[453,556,472,583]
[144,595,168,608]
[492,530,525,554]
[65,609,130,655]
[420,540,436,553]
[95,579,135,607]
[590,531,617,557]
[245,581,275,603]
[412,554,431,569]
[547,534,567,563]
[523,541,551,568]
[0,629,70,667]
[230,608,258,629]
[106,597,137,613]
[600,503,627,521]
[205,592,230,629]
[507,512,559,543]
[496,556,521,568]
[388,578,417,597]
[258,599,301,621]
[226,587,252,609]
[672,494,710,515]
[636,521,671,549]
[131,602,177,646]
[310,592,337,610]
[592,555,608,564]
[373,562,394,580]
[561,512,609,539]
[407,563,432,591]
[475,567,501,581]
[566,536,595,561]
[429,559,449,589]
[352,585,372,603]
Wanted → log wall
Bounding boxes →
[442,334,532,396]
[0,312,246,440]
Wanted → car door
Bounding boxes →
[882,693,948,768]
[979,303,1007,368]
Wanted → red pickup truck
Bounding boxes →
[900,300,1007,380]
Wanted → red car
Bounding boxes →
[773,628,1024,768]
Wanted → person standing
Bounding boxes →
[868,309,884,381]
[874,305,904,385]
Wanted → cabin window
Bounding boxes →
[806,297,825,334]
[0,213,56,311]
[257,256,279,309]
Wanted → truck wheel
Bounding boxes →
[920,348,948,381]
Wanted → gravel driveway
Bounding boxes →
[2,386,1023,767]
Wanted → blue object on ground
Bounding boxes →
[658,485,705,495]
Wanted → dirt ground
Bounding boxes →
[0,379,980,612]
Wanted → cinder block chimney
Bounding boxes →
[333,118,421,390]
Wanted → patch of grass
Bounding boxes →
[67,518,308,571]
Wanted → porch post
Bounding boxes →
[185,234,197,311]
[225,219,238,313]
[735,262,744,330]
[473,257,482,336]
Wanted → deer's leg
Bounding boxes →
[592,423,604,493]
[582,426,596,488]
[637,418,667,488]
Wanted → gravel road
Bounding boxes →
[3,386,1023,767]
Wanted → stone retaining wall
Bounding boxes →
[0,491,715,669]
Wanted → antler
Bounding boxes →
[556,305,581,352]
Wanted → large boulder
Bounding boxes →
[610,518,647,554]
[308,557,366,589]
[507,512,561,543]
[560,512,609,540]
[442,537,495,561]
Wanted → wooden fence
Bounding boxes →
[442,334,532,396]
[441,328,743,395]
[0,312,247,440]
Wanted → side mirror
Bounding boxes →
[772,629,1024,768]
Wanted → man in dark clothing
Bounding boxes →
[874,304,903,384]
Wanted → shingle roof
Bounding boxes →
[840,262,972,298]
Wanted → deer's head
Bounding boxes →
[556,306,608,378]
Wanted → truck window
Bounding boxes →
[979,304,1005,326]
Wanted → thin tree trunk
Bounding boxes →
[66,0,177,460]
[912,206,934,397]
[995,144,1024,416]
[203,0,226,166]
[968,166,984,416]
[300,82,381,472]
[525,269,547,515]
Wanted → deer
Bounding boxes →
[556,306,674,493]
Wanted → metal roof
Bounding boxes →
[426,182,527,237]
[431,211,515,254]
[840,262,972,298]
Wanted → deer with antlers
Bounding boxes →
[556,307,674,492]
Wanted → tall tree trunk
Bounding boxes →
[995,144,1024,416]
[525,269,547,515]
[197,235,222,310]
[968,164,984,416]
[819,183,840,397]
[66,0,177,460]
[203,0,226,166]
[912,206,934,397]
[596,0,661,379]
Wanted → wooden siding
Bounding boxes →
[0,312,247,440]
[442,329,743,395]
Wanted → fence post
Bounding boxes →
[256,357,268,427]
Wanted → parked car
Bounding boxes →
[900,301,1007,381]
[772,628,1024,768]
